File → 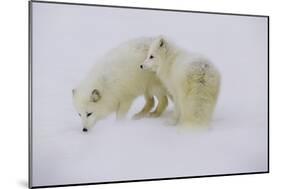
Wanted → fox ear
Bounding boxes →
[72,89,76,96]
[91,89,101,102]
[159,38,165,47]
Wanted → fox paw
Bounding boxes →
[147,112,161,118]
[132,112,146,120]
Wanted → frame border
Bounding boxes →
[28,1,33,188]
[28,0,270,188]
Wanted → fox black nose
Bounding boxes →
[140,65,143,69]
[82,128,88,132]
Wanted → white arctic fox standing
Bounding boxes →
[140,36,220,126]
[72,38,168,132]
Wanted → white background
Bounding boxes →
[0,0,278,189]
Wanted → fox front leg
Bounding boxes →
[116,99,134,120]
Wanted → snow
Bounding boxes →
[31,2,268,187]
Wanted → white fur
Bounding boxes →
[72,37,168,131]
[141,36,221,127]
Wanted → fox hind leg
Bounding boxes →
[148,95,168,118]
[133,95,155,120]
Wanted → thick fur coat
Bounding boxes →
[141,36,221,126]
[72,37,168,131]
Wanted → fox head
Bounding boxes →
[72,88,102,132]
[140,36,167,72]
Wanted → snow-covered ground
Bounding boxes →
[31,2,268,187]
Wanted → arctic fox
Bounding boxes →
[140,36,220,126]
[72,38,168,132]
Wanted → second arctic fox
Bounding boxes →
[141,36,220,126]
[73,37,168,132]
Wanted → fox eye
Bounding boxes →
[78,113,81,116]
[86,112,93,117]
[149,55,154,59]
